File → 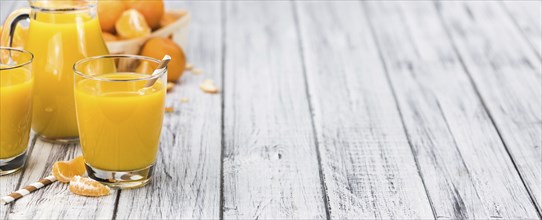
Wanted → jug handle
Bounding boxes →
[1,8,31,48]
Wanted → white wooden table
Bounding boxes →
[1,1,541,219]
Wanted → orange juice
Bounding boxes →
[75,73,166,171]
[25,12,109,140]
[0,65,33,159]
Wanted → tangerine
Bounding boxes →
[140,37,186,82]
[97,0,126,33]
[115,9,151,39]
[124,0,164,30]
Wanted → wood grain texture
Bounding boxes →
[7,141,117,219]
[437,0,542,214]
[0,171,20,218]
[222,1,326,219]
[295,2,433,219]
[1,1,541,218]
[114,1,223,219]
[501,0,542,58]
[365,1,540,219]
[0,136,35,219]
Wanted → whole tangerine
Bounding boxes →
[97,0,126,33]
[141,37,186,82]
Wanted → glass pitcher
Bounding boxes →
[1,0,109,143]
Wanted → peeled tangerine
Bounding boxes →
[124,0,164,30]
[69,176,110,197]
[52,156,86,183]
[140,37,186,82]
[115,9,151,39]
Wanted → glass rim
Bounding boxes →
[29,0,96,12]
[0,47,34,71]
[73,54,167,82]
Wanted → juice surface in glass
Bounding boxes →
[0,65,33,159]
[25,10,109,140]
[75,73,166,171]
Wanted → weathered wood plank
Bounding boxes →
[0,167,20,218]
[7,141,117,219]
[295,2,433,219]
[437,0,542,214]
[222,1,326,219]
[364,1,540,218]
[0,136,35,219]
[501,0,542,58]
[114,1,223,219]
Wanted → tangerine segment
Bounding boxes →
[52,156,86,183]
[115,9,151,39]
[69,176,110,197]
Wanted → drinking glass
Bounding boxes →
[0,47,34,175]
[2,0,109,143]
[73,55,167,188]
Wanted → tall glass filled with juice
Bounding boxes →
[1,0,109,142]
[0,47,34,175]
[74,55,167,188]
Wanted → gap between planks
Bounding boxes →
[291,1,332,219]
[435,0,542,216]
[364,1,540,218]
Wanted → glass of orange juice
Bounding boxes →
[73,55,167,188]
[0,47,34,175]
[1,0,110,143]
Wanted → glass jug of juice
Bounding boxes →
[1,0,109,143]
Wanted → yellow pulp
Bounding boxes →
[25,12,109,139]
[75,73,166,171]
[0,66,33,158]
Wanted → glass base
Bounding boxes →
[0,151,27,176]
[37,134,79,144]
[85,163,154,189]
